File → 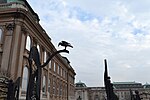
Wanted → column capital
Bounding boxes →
[6,23,15,31]
[21,25,28,34]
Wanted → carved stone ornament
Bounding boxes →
[21,25,27,33]
[6,23,15,31]
[5,23,15,35]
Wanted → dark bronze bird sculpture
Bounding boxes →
[58,41,73,50]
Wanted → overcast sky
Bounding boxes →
[28,0,150,87]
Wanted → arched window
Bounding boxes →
[42,76,46,93]
[36,44,41,61]
[25,35,31,51]
[22,66,28,92]
[0,28,3,43]
[37,44,40,53]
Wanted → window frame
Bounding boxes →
[53,61,56,72]
[42,75,46,94]
[0,27,3,44]
[48,78,51,94]
[25,35,31,51]
[21,66,29,93]
[44,51,47,63]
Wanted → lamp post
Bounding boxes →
[26,41,73,100]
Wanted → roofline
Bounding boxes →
[113,81,142,84]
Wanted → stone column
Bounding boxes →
[16,26,26,79]
[8,23,22,80]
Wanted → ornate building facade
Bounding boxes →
[0,0,76,100]
[75,81,150,100]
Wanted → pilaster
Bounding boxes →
[17,25,27,78]
[1,23,15,73]
[8,23,22,80]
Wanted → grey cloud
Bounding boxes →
[28,0,150,86]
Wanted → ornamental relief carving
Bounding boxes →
[5,23,15,35]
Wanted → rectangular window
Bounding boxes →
[58,65,60,74]
[59,82,62,96]
[53,62,56,72]
[53,78,55,95]
[49,60,51,69]
[0,28,3,41]
[44,51,47,63]
[63,70,65,78]
[42,76,46,94]
[48,79,50,94]
[61,68,63,76]
[0,28,2,43]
